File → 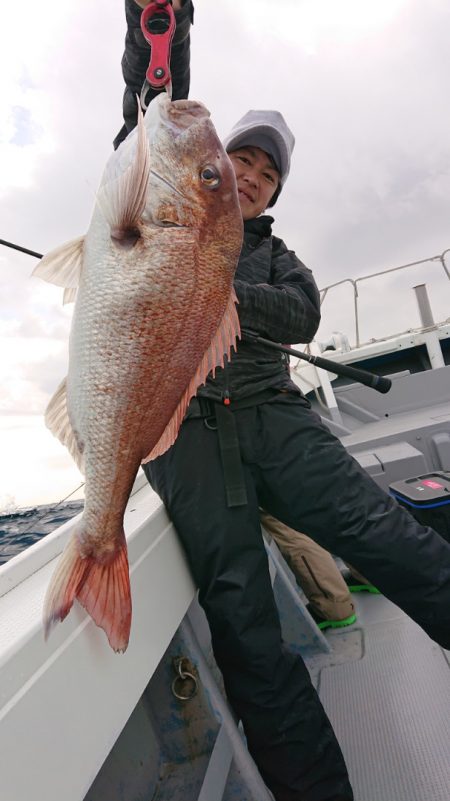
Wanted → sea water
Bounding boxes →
[0,501,84,565]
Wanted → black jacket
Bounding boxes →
[197,216,321,403]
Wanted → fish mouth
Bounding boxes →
[150,169,185,198]
[160,97,211,130]
[146,94,211,139]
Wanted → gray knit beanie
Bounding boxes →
[222,109,295,197]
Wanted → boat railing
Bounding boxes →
[319,248,450,348]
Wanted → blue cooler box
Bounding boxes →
[389,472,450,544]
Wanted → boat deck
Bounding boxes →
[84,539,450,801]
[308,591,450,801]
[301,361,450,799]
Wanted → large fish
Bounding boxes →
[34,96,243,652]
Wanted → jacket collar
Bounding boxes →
[244,215,274,239]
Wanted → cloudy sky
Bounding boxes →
[1,0,450,509]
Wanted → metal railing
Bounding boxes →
[319,248,450,347]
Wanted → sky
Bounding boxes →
[1,0,450,509]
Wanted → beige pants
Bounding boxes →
[260,509,355,621]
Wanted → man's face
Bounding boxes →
[228,146,280,220]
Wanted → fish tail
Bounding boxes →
[43,532,131,653]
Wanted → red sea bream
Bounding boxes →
[34,96,243,652]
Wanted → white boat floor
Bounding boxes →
[308,593,450,801]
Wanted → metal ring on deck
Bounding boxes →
[171,657,198,701]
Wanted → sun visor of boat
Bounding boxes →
[389,471,450,544]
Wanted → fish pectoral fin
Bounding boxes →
[142,288,240,463]
[45,378,85,473]
[43,531,131,653]
[98,102,150,239]
[63,287,77,305]
[32,235,84,289]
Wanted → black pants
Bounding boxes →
[144,396,450,801]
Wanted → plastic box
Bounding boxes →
[389,472,450,544]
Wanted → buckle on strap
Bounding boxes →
[214,403,248,508]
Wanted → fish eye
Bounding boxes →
[200,165,221,188]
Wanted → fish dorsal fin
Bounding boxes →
[97,102,150,236]
[45,378,85,474]
[32,236,84,288]
[142,289,240,463]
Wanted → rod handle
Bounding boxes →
[312,356,392,394]
[241,329,392,395]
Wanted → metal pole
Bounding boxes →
[413,284,435,328]
[413,284,445,369]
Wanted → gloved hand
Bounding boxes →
[134,0,183,10]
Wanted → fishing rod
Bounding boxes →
[242,328,392,394]
[0,239,392,393]
[0,238,43,259]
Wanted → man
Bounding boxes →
[115,3,450,800]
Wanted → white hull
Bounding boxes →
[0,476,195,801]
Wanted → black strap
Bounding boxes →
[185,389,282,507]
[215,403,248,508]
[184,397,214,419]
[186,388,280,419]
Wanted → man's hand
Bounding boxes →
[134,0,183,10]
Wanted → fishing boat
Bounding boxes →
[0,252,449,801]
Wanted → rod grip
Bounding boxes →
[241,329,392,395]
[315,357,392,394]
